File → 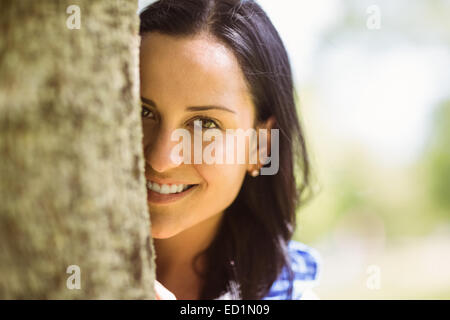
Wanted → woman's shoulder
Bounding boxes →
[262,240,322,300]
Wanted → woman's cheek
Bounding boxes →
[208,134,248,199]
[197,162,246,209]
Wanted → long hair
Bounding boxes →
[140,0,311,299]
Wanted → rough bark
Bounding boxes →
[0,0,155,299]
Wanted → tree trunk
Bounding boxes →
[0,0,155,299]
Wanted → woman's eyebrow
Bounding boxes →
[141,96,236,114]
[185,106,236,114]
[141,96,156,107]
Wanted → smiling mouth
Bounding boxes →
[146,181,198,195]
[146,181,199,204]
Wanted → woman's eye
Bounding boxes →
[140,108,219,129]
[141,105,156,120]
[193,118,220,130]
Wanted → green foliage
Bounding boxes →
[425,100,450,214]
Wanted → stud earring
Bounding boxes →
[250,168,259,177]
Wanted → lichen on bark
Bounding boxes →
[0,0,155,299]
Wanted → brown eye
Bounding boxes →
[192,117,220,130]
[203,119,218,129]
[141,105,155,120]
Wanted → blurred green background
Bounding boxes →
[255,0,450,299]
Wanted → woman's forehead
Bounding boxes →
[141,32,236,68]
[140,32,254,115]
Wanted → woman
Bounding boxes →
[139,0,321,300]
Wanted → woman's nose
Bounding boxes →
[144,126,183,173]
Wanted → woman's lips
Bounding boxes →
[147,184,198,204]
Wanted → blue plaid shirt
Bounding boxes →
[215,240,321,300]
[262,240,321,300]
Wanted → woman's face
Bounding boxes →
[140,32,257,239]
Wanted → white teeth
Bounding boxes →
[170,185,178,193]
[152,182,161,192]
[160,184,170,194]
[147,181,191,194]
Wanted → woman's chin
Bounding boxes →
[151,225,182,239]
[152,233,174,240]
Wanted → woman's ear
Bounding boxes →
[247,116,276,175]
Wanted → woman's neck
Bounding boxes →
[153,212,225,299]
